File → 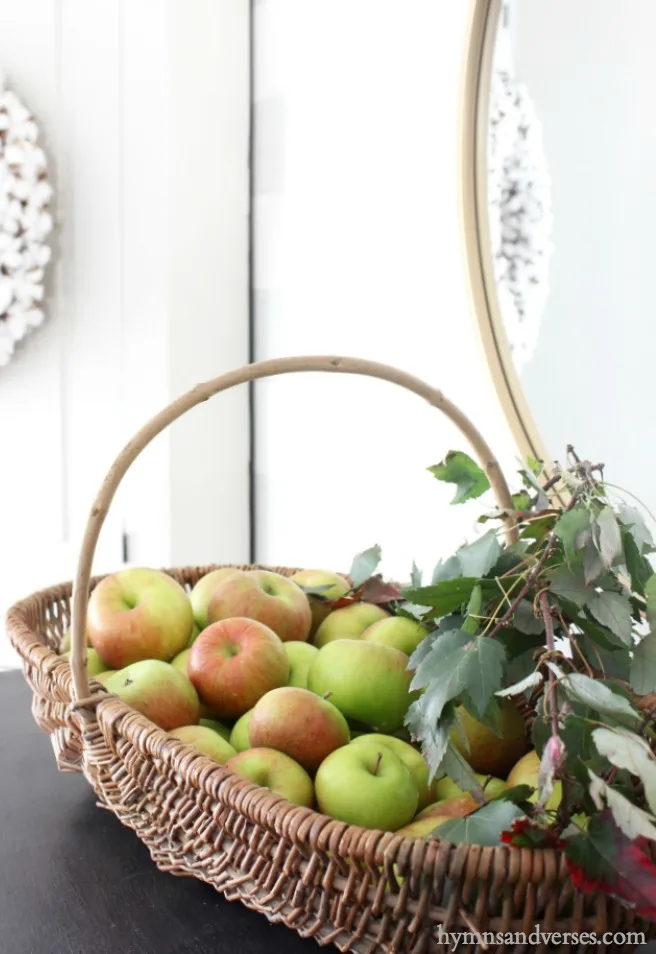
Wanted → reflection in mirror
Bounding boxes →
[480,0,656,517]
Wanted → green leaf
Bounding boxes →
[588,770,656,841]
[575,614,628,653]
[456,530,501,578]
[460,637,507,719]
[511,490,531,512]
[621,528,653,598]
[491,784,535,804]
[505,647,542,690]
[401,578,484,617]
[592,727,656,816]
[405,700,457,779]
[435,800,524,846]
[618,503,654,554]
[495,670,542,698]
[595,506,623,570]
[410,561,422,588]
[631,633,656,695]
[525,455,543,477]
[547,565,591,607]
[586,591,634,647]
[494,627,545,660]
[552,670,641,727]
[577,633,631,681]
[409,629,472,694]
[645,575,656,628]
[513,599,545,635]
[407,616,462,670]
[462,584,483,635]
[554,506,593,564]
[349,545,381,589]
[436,741,486,796]
[583,538,605,584]
[428,451,490,505]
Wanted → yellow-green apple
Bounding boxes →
[315,740,418,831]
[361,617,429,656]
[188,617,289,719]
[350,733,435,809]
[186,621,201,647]
[226,747,314,807]
[506,749,562,811]
[230,709,253,752]
[395,795,480,838]
[63,647,109,678]
[206,569,312,643]
[95,669,117,685]
[87,567,193,669]
[249,687,350,773]
[283,641,318,688]
[169,725,236,763]
[290,569,351,635]
[198,717,232,742]
[60,625,90,654]
[307,639,413,733]
[434,773,507,802]
[450,699,527,778]
[103,660,199,730]
[189,567,240,630]
[313,602,389,649]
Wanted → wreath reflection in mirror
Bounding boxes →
[0,73,54,367]
[487,0,554,375]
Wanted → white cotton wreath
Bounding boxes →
[487,33,554,374]
[0,74,54,367]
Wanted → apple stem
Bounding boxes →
[322,691,334,701]
[373,751,383,776]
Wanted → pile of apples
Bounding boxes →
[60,565,548,836]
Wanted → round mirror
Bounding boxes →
[463,0,654,511]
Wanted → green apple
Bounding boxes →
[450,698,527,778]
[313,602,389,649]
[198,718,232,742]
[60,625,90,654]
[249,686,350,773]
[169,725,236,764]
[361,616,428,656]
[95,669,117,685]
[230,709,253,752]
[87,567,194,669]
[103,660,200,730]
[186,621,201,647]
[189,568,241,630]
[206,568,312,642]
[506,749,562,811]
[63,647,109,678]
[283,641,319,689]
[290,569,351,635]
[307,639,413,733]
[188,618,289,719]
[350,733,434,809]
[434,773,507,802]
[396,795,480,839]
[226,746,314,807]
[315,740,417,831]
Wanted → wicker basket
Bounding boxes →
[7,356,655,954]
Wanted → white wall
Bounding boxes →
[0,0,250,666]
[512,0,656,513]
[252,0,520,581]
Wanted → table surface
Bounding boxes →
[0,671,331,954]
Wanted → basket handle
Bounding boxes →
[70,355,517,707]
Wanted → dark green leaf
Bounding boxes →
[456,530,501,578]
[505,647,541,689]
[410,561,422,588]
[349,545,381,589]
[519,515,556,542]
[409,629,472,694]
[494,627,545,660]
[514,599,545,635]
[595,506,623,570]
[405,700,457,778]
[576,615,629,652]
[401,578,487,616]
[577,633,631,681]
[547,565,592,607]
[520,460,550,510]
[555,506,593,564]
[631,633,656,696]
[428,451,490,504]
[618,504,654,554]
[435,800,524,847]
[436,741,486,795]
[431,554,462,583]
[491,784,535,804]
[462,584,482,635]
[460,636,507,719]
[586,592,633,647]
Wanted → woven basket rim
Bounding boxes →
[6,565,568,887]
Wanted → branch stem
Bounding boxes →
[540,590,560,740]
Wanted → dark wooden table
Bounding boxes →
[0,671,331,954]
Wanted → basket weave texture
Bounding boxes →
[6,357,656,954]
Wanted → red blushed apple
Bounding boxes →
[87,567,193,670]
[188,617,289,719]
[249,687,350,773]
[206,569,312,643]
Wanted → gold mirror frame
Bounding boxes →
[460,0,555,475]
